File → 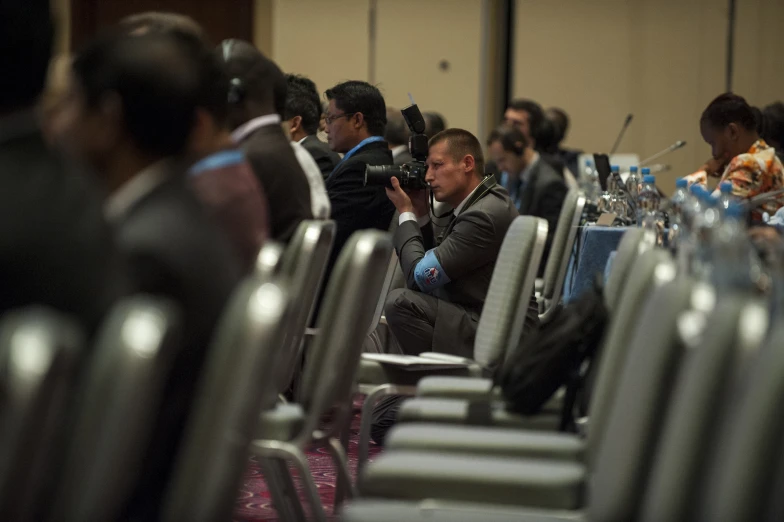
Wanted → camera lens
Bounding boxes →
[365,164,403,188]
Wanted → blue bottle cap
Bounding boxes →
[676,178,688,188]
[641,167,651,175]
[585,160,593,166]
[720,181,732,194]
[611,165,620,173]
[724,203,745,218]
[690,184,706,195]
[643,175,656,184]
[630,166,638,173]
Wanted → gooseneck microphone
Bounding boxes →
[609,113,634,155]
[640,140,687,166]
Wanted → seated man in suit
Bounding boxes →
[384,129,519,357]
[121,11,270,271]
[487,125,567,276]
[324,80,396,271]
[0,0,125,336]
[284,74,341,179]
[65,30,243,520]
[385,107,413,165]
[218,39,315,242]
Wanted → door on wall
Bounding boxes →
[70,0,254,49]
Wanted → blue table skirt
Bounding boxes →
[564,226,629,303]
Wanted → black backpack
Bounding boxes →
[495,279,609,431]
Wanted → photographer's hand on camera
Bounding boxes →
[385,176,429,217]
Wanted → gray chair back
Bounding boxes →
[0,309,82,522]
[254,240,286,281]
[694,308,784,522]
[367,250,400,339]
[163,278,292,522]
[585,248,675,460]
[473,216,548,369]
[274,220,335,395]
[297,231,393,439]
[640,293,767,522]
[50,297,180,522]
[542,190,586,307]
[588,279,695,522]
[603,227,657,312]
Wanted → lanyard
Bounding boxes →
[339,136,385,164]
[188,150,245,177]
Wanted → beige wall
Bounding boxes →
[267,0,489,138]
[732,0,784,108]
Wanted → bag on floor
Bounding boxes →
[495,279,608,427]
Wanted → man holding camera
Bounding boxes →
[384,129,518,357]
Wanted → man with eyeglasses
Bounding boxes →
[323,80,395,274]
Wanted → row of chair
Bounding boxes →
[341,228,784,521]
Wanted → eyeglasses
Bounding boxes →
[324,112,357,125]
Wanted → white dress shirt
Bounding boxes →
[291,141,331,219]
[104,159,171,223]
[231,114,331,219]
[391,144,408,161]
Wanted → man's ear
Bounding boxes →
[463,154,476,173]
[97,91,124,146]
[353,112,365,130]
[290,115,303,134]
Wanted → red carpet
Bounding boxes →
[233,401,382,522]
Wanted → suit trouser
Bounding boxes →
[384,288,476,358]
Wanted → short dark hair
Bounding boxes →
[384,108,410,146]
[0,0,53,111]
[423,112,447,139]
[118,11,207,41]
[487,124,528,155]
[430,128,485,177]
[118,14,228,127]
[545,107,569,145]
[507,98,544,141]
[325,81,387,136]
[72,31,202,157]
[762,102,784,149]
[700,93,759,132]
[218,39,287,116]
[284,74,321,135]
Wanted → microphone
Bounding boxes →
[640,140,687,166]
[646,164,672,174]
[610,113,634,155]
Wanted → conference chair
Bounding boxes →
[394,247,673,436]
[357,276,696,516]
[636,293,769,522]
[538,189,586,324]
[693,308,784,522]
[48,297,180,522]
[274,220,335,398]
[0,309,82,522]
[254,240,285,280]
[355,216,548,474]
[410,223,655,406]
[162,277,293,522]
[250,230,393,522]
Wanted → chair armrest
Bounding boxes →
[416,376,497,400]
[341,499,585,522]
[359,451,585,510]
[418,352,478,365]
[386,423,585,461]
[397,397,560,431]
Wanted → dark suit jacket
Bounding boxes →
[393,147,414,165]
[0,119,125,336]
[301,134,341,179]
[239,124,313,243]
[117,169,242,521]
[325,139,395,274]
[395,177,519,354]
[502,158,567,275]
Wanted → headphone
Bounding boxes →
[221,40,245,105]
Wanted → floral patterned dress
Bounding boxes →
[685,139,784,219]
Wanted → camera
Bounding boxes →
[365,102,429,190]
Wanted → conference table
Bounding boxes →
[563,226,629,303]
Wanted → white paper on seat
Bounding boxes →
[417,352,476,365]
[362,353,471,371]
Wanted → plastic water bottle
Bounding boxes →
[677,184,706,275]
[718,181,734,213]
[710,203,757,291]
[609,165,627,218]
[637,174,660,229]
[625,166,641,222]
[667,178,689,246]
[692,191,722,281]
[582,160,601,202]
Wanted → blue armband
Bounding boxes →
[414,249,451,292]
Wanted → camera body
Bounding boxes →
[365,103,429,190]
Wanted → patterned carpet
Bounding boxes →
[233,401,382,522]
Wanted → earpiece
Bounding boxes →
[221,39,245,105]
